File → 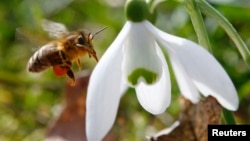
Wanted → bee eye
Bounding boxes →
[77,36,85,45]
[88,33,93,40]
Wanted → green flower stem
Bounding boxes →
[222,109,236,124]
[185,0,212,52]
[197,0,250,66]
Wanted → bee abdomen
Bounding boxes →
[27,44,57,72]
[27,51,51,72]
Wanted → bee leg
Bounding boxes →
[76,59,82,70]
[66,69,75,86]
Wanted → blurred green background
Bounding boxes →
[0,0,249,140]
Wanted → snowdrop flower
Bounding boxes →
[86,0,239,140]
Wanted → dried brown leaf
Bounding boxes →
[45,71,116,141]
[150,96,222,141]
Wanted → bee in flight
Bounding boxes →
[27,19,107,85]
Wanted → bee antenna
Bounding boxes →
[91,26,108,40]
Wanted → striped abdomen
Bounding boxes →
[27,43,64,72]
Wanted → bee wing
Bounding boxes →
[16,27,50,54]
[42,19,69,39]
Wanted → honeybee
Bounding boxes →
[27,20,107,85]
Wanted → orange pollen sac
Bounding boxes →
[53,66,67,76]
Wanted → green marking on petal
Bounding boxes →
[128,68,158,86]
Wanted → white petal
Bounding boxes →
[122,22,162,86]
[135,45,171,114]
[145,21,239,111]
[167,48,200,103]
[150,121,180,140]
[174,41,239,111]
[86,22,130,141]
[144,21,200,103]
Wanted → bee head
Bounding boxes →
[76,27,107,47]
[75,30,93,47]
[75,27,107,62]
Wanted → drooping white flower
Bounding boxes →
[86,1,239,140]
